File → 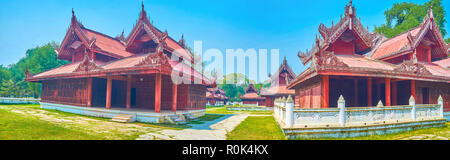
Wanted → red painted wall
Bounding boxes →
[295,77,322,109]
[330,39,355,55]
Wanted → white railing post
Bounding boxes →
[409,95,416,121]
[281,97,286,124]
[274,98,279,118]
[285,95,294,127]
[338,95,346,127]
[438,95,444,118]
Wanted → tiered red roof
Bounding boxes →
[289,2,450,89]
[261,57,296,96]
[206,88,228,101]
[240,84,265,100]
[27,4,212,85]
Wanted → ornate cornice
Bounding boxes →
[393,52,432,76]
[135,45,170,68]
[74,55,103,72]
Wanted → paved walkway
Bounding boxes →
[137,114,249,140]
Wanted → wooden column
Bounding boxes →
[411,80,416,99]
[392,81,397,106]
[172,83,178,112]
[354,79,358,107]
[367,78,372,106]
[321,75,329,108]
[126,75,131,110]
[106,77,112,109]
[155,73,162,113]
[87,77,92,107]
[385,78,391,106]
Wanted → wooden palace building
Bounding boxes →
[261,57,296,107]
[288,1,450,110]
[240,84,265,106]
[206,87,228,106]
[25,4,213,123]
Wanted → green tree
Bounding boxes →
[374,0,447,38]
[4,42,69,98]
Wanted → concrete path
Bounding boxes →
[137,114,249,140]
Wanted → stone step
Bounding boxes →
[183,113,197,121]
[166,114,186,125]
[111,114,133,123]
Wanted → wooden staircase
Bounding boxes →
[111,114,134,123]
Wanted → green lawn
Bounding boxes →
[0,109,105,140]
[227,116,287,140]
[227,114,449,140]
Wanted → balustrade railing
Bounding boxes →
[274,95,444,128]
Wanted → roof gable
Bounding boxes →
[371,7,448,61]
[270,57,296,85]
[298,1,380,65]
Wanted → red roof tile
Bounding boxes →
[83,29,133,58]
[371,27,421,59]
[433,58,450,68]
[240,93,265,100]
[260,85,295,96]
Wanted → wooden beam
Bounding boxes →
[155,73,161,113]
[106,77,112,109]
[126,75,131,110]
[385,78,391,106]
[172,83,178,112]
[368,78,372,106]
[322,75,329,108]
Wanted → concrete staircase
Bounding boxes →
[111,114,134,123]
[167,114,187,125]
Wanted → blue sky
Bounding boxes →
[1,0,449,79]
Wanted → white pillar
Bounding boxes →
[438,95,444,118]
[409,95,416,121]
[285,95,294,127]
[338,95,346,127]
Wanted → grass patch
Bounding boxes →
[227,116,286,140]
[0,109,104,140]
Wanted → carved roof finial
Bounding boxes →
[283,56,287,64]
[349,0,352,6]
[429,6,434,20]
[72,8,75,16]
[139,1,147,21]
[179,34,186,48]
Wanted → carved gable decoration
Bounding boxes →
[394,52,431,75]
[135,46,170,68]
[318,1,377,48]
[394,60,432,76]
[313,51,348,70]
[74,55,103,72]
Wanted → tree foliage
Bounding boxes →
[217,73,270,102]
[0,42,69,98]
[374,0,447,38]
